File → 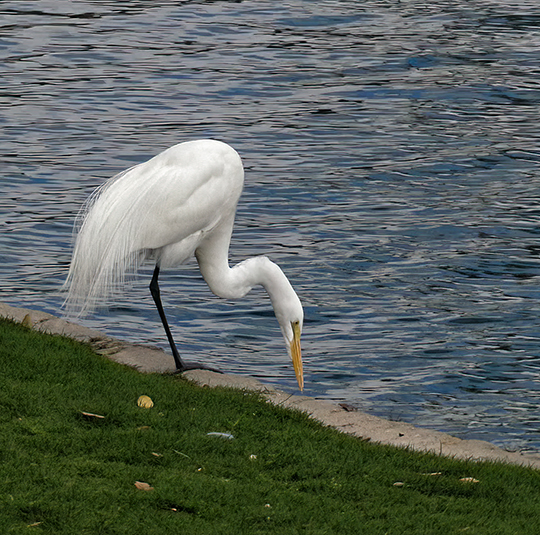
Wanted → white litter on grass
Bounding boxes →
[207,432,234,440]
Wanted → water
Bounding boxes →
[2,0,540,452]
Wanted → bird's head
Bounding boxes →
[275,294,304,391]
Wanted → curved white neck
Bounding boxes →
[196,251,292,304]
[194,221,302,329]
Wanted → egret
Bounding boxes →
[64,139,304,390]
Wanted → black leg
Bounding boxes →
[149,266,221,374]
[150,266,184,370]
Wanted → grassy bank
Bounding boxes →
[0,317,539,534]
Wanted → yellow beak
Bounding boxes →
[290,322,303,391]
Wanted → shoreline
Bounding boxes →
[2,300,539,470]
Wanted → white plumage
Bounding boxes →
[64,140,304,389]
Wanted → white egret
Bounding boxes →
[64,139,304,390]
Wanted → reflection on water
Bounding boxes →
[2,0,540,452]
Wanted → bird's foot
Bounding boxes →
[173,362,223,374]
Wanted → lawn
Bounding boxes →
[1,317,539,534]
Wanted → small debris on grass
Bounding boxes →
[249,454,257,460]
[459,477,480,483]
[137,395,154,409]
[207,432,234,440]
[393,482,404,487]
[134,481,154,491]
[80,411,105,420]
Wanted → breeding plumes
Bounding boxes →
[64,139,304,390]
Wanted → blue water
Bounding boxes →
[2,0,540,452]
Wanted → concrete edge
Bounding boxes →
[2,301,539,470]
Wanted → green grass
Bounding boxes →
[1,318,539,534]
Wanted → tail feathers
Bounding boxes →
[63,170,152,316]
[63,245,147,316]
